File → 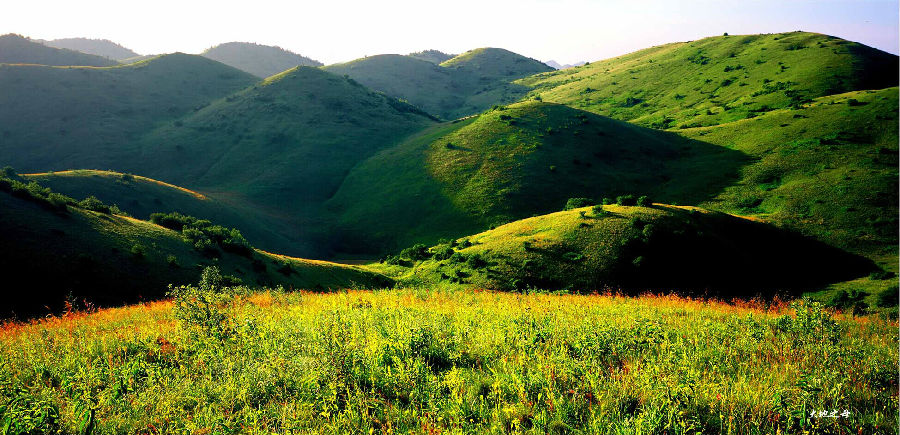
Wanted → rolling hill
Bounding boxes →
[327,101,746,255]
[131,67,437,256]
[520,32,898,129]
[324,47,554,119]
[380,204,874,296]
[0,172,390,317]
[41,37,139,61]
[0,33,117,66]
[201,42,323,78]
[22,170,304,255]
[0,53,257,172]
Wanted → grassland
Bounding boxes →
[324,48,553,119]
[0,34,117,66]
[201,42,323,78]
[0,54,256,172]
[40,38,139,62]
[520,32,897,129]
[373,204,875,296]
[1,287,895,434]
[328,101,746,255]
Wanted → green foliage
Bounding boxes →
[168,266,244,339]
[876,286,899,307]
[616,194,637,206]
[78,195,111,214]
[564,197,594,210]
[150,212,252,257]
[636,195,651,206]
[400,244,431,261]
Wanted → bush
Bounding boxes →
[636,195,651,207]
[592,205,607,216]
[564,197,595,210]
[130,244,145,258]
[467,253,488,269]
[401,244,431,261]
[169,266,239,339]
[616,195,637,206]
[78,196,111,214]
[431,245,455,261]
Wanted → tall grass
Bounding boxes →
[1,287,896,434]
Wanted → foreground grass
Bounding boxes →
[1,288,897,434]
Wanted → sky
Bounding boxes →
[3,0,897,65]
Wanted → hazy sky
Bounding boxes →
[3,0,897,65]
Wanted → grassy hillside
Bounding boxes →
[520,32,898,129]
[0,175,389,317]
[42,37,139,61]
[2,288,895,434]
[0,54,257,172]
[133,67,436,255]
[23,170,306,255]
[0,34,117,66]
[408,49,454,64]
[324,48,553,119]
[327,101,746,254]
[380,204,874,296]
[684,87,899,263]
[201,42,323,78]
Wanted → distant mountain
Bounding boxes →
[325,47,554,119]
[544,60,586,69]
[0,34,117,66]
[0,53,257,172]
[408,49,454,64]
[201,42,322,78]
[42,37,138,61]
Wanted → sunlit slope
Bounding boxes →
[23,170,305,255]
[520,32,898,128]
[685,87,899,262]
[0,34,117,66]
[202,42,322,78]
[328,101,746,254]
[0,54,257,172]
[325,48,553,119]
[0,187,389,317]
[134,67,436,214]
[391,205,874,295]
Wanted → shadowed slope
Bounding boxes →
[0,54,257,172]
[202,42,322,78]
[0,34,117,66]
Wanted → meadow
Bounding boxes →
[1,275,896,434]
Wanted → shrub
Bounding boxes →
[78,196,111,214]
[592,205,607,216]
[130,244,145,258]
[563,252,584,262]
[169,266,238,339]
[616,195,637,206]
[401,244,431,261]
[467,253,488,269]
[636,195,651,207]
[564,197,594,210]
[431,245,455,261]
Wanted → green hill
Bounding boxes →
[685,87,899,263]
[22,170,304,255]
[0,34,117,66]
[381,204,874,296]
[0,54,257,172]
[408,49,454,64]
[520,32,898,129]
[327,101,746,255]
[201,42,323,78]
[132,67,437,256]
[324,47,554,119]
[0,172,389,317]
[42,37,139,61]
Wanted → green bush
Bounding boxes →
[401,244,431,261]
[78,196,111,214]
[876,286,899,308]
[431,245,455,261]
[636,195,651,207]
[616,195,637,206]
[169,266,240,339]
[564,197,595,210]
